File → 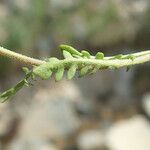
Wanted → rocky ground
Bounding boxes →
[0,69,150,150]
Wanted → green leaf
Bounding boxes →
[31,73,36,80]
[79,66,90,77]
[24,79,30,86]
[81,50,90,58]
[0,88,15,102]
[67,64,78,80]
[72,54,82,58]
[89,66,99,74]
[55,66,64,81]
[22,67,30,74]
[0,73,31,102]
[63,50,73,59]
[96,52,104,59]
[33,66,52,80]
[59,44,82,56]
[33,57,59,80]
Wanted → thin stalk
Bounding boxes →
[0,46,150,68]
[0,46,44,65]
[61,51,150,68]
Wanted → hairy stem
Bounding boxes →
[0,46,150,68]
[0,46,44,65]
[63,51,150,68]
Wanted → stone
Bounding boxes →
[77,129,105,150]
[19,96,80,140]
[7,137,58,150]
[142,93,150,117]
[106,115,150,150]
[7,81,81,149]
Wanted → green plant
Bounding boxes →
[0,44,150,102]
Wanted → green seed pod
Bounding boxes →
[55,66,64,81]
[59,44,82,56]
[22,67,30,74]
[89,66,99,74]
[63,50,73,59]
[67,64,78,80]
[33,57,59,80]
[96,52,104,59]
[79,66,90,77]
[33,66,53,80]
[81,50,91,58]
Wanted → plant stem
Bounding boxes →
[0,46,44,65]
[0,46,150,68]
[63,50,150,68]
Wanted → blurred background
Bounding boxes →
[0,0,150,150]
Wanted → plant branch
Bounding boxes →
[0,44,150,102]
[0,46,150,68]
[0,46,44,65]
[62,50,150,68]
